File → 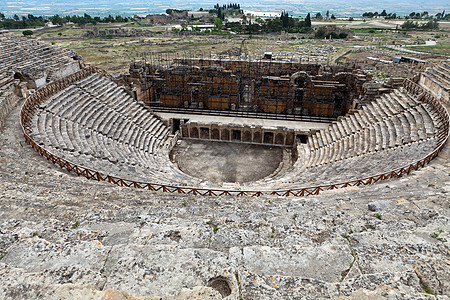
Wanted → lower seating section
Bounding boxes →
[254,139,437,190]
[31,73,202,186]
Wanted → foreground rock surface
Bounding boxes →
[1,99,449,299]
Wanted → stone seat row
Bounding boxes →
[0,73,14,90]
[0,41,72,64]
[32,112,199,186]
[39,92,168,157]
[432,65,450,82]
[0,34,65,51]
[6,58,74,78]
[253,137,437,190]
[0,46,71,64]
[33,112,154,168]
[0,33,78,83]
[40,74,170,153]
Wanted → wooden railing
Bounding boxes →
[20,69,450,197]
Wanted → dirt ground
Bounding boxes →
[171,139,285,183]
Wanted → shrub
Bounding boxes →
[315,29,326,38]
[327,31,339,39]
[22,30,33,36]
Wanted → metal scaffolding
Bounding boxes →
[126,55,368,120]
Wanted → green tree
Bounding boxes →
[280,11,290,28]
[331,14,336,20]
[326,10,330,20]
[214,17,223,30]
[380,10,387,17]
[328,31,339,39]
[315,12,323,20]
[217,7,225,20]
[401,20,416,29]
[22,30,33,36]
[305,13,311,27]
[421,19,438,29]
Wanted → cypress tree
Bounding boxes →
[305,13,311,27]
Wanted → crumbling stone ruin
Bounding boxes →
[0,31,449,299]
[146,13,173,24]
[316,25,355,38]
[125,58,370,119]
[341,46,432,80]
[85,26,156,38]
[420,62,449,106]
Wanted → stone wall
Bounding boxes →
[0,93,16,132]
[419,71,449,107]
[180,121,296,147]
[0,81,27,132]
[317,25,355,38]
[146,14,172,24]
[87,27,156,38]
[126,59,370,119]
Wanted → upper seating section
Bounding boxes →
[1,30,82,131]
[0,31,82,89]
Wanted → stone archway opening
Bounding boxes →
[207,276,231,298]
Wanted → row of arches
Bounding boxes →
[182,124,295,146]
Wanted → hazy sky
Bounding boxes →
[0,0,447,16]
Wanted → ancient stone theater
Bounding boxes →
[0,30,449,298]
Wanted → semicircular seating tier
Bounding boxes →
[30,72,204,186]
[28,67,448,191]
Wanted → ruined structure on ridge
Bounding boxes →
[125,58,370,119]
